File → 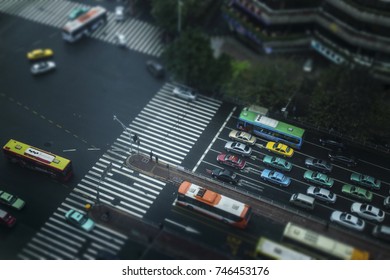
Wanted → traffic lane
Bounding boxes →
[1,17,164,152]
[166,204,270,259]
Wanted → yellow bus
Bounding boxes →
[256,237,314,260]
[282,222,369,260]
[176,181,252,229]
[3,139,73,181]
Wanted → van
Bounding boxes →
[289,193,315,210]
[0,209,17,228]
[372,225,390,241]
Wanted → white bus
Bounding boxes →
[282,222,369,260]
[256,237,313,260]
[176,181,252,229]
[62,6,107,43]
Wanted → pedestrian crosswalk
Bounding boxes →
[18,83,222,259]
[0,0,163,56]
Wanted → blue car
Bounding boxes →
[65,209,95,232]
[260,169,291,187]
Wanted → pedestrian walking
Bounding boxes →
[150,150,153,160]
[155,155,158,163]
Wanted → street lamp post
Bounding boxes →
[177,0,183,34]
[113,114,133,153]
[97,162,112,204]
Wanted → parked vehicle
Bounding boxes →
[31,61,56,75]
[306,186,337,203]
[304,157,333,173]
[342,184,373,202]
[0,190,25,210]
[350,202,385,223]
[262,155,292,172]
[224,141,252,157]
[303,170,334,188]
[350,172,381,190]
[228,130,256,145]
[260,169,291,187]
[27,48,53,60]
[330,211,365,231]
[65,209,95,232]
[146,60,164,78]
[328,150,357,167]
[211,168,240,184]
[0,209,16,228]
[216,153,246,170]
[372,225,390,241]
[265,142,294,157]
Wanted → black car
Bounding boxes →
[319,138,345,150]
[211,168,240,184]
[146,60,164,78]
[304,157,333,173]
[328,150,357,167]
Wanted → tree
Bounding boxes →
[151,0,215,34]
[162,29,232,94]
[224,58,302,111]
[306,65,389,141]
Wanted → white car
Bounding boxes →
[172,87,197,101]
[224,141,252,157]
[330,211,365,231]
[350,202,385,222]
[228,130,256,145]
[115,6,125,21]
[31,61,56,75]
[306,186,337,203]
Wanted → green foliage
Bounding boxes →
[162,29,232,93]
[225,58,302,110]
[151,0,215,33]
[306,65,389,141]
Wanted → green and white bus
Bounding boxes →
[237,106,305,149]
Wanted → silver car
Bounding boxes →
[306,186,336,203]
[330,211,365,231]
[172,86,197,101]
[224,141,252,157]
[31,61,56,75]
[351,202,385,222]
[304,157,333,173]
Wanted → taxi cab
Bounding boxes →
[27,49,54,60]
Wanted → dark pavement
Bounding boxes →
[87,152,390,259]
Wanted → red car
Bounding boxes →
[0,209,16,228]
[216,153,246,170]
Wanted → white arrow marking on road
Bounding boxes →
[165,219,201,234]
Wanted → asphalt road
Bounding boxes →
[1,2,390,260]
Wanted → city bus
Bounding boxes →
[176,181,252,229]
[3,139,73,181]
[237,106,305,149]
[282,222,369,260]
[255,237,314,260]
[62,6,107,43]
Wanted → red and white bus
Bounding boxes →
[62,6,107,43]
[3,139,73,181]
[176,181,252,229]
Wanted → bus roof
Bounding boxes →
[256,237,313,260]
[239,108,305,138]
[3,139,71,171]
[178,181,248,218]
[63,6,106,32]
[283,222,369,260]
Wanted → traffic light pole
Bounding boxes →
[113,115,133,153]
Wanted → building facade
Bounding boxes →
[222,0,390,81]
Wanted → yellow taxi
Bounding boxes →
[265,141,294,157]
[27,49,54,60]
